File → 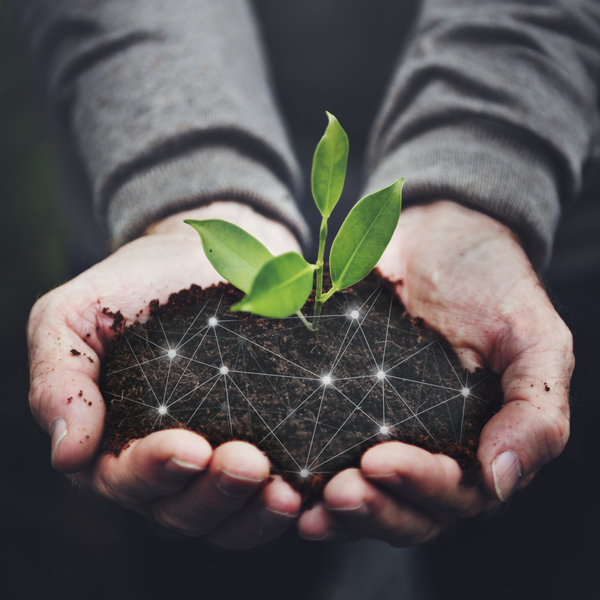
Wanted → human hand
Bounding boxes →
[27,202,303,549]
[297,200,573,546]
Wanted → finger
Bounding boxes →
[206,475,302,550]
[479,307,573,501]
[82,430,212,508]
[149,441,270,537]
[297,501,361,543]
[361,442,498,521]
[322,469,442,547]
[27,287,115,473]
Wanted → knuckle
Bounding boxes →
[28,369,57,428]
[91,470,133,508]
[430,457,482,520]
[389,522,441,548]
[194,500,231,524]
[553,320,575,372]
[556,317,573,348]
[419,522,443,545]
[28,378,45,424]
[437,497,482,522]
[27,296,48,336]
[91,474,118,503]
[459,501,485,520]
[539,405,570,461]
[150,502,204,537]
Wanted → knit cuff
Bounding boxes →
[364,119,562,270]
[105,145,310,251]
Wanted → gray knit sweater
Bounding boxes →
[12,0,600,272]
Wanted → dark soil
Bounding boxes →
[101,271,503,503]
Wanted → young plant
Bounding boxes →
[185,112,403,332]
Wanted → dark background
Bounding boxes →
[1,1,599,598]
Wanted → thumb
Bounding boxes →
[27,284,116,473]
[478,309,573,501]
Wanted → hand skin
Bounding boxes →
[29,198,574,550]
[27,201,303,549]
[297,200,574,547]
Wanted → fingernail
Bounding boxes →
[163,457,206,478]
[492,451,522,502]
[216,469,263,497]
[327,501,369,517]
[298,530,332,542]
[260,506,300,525]
[50,417,67,467]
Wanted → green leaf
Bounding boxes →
[184,219,273,293]
[330,178,404,291]
[232,252,314,318]
[311,112,349,218]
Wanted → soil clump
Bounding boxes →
[102,271,503,503]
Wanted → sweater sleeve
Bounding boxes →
[11,0,310,249]
[364,0,600,270]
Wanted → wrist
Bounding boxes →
[398,200,520,253]
[379,200,524,280]
[145,201,302,256]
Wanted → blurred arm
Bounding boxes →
[11,0,309,249]
[364,0,600,270]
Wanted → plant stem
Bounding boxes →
[312,216,329,332]
[321,286,337,302]
[295,310,315,331]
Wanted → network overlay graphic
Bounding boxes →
[103,281,499,485]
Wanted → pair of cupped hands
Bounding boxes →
[27,199,573,550]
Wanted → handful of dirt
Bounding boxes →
[101,272,503,503]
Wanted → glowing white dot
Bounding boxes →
[350,310,360,320]
[208,317,218,327]
[377,370,386,380]
[322,375,332,386]
[299,469,309,478]
[220,365,229,375]
[380,425,389,435]
[167,349,177,359]
[461,387,471,397]
[158,406,168,415]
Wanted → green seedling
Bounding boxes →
[186,112,403,332]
